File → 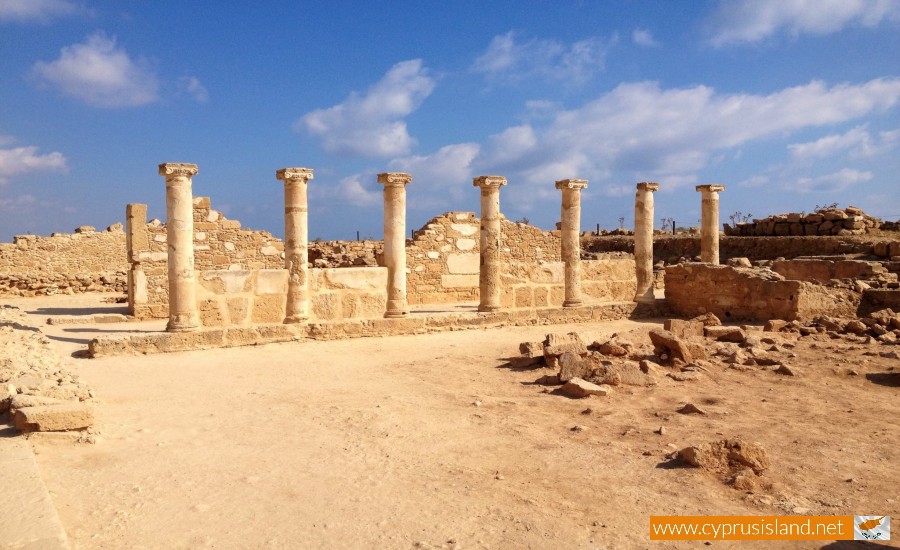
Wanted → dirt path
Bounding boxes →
[8,295,899,549]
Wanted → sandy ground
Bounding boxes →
[5,294,899,549]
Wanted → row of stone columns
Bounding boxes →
[158,162,724,333]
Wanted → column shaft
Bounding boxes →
[159,163,200,332]
[697,184,726,264]
[474,176,507,312]
[634,182,659,302]
[277,168,314,323]
[378,173,412,318]
[556,179,588,307]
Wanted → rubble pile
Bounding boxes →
[724,205,881,237]
[0,306,96,439]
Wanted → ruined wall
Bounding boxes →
[500,255,636,308]
[583,235,876,264]
[0,226,127,297]
[309,267,387,321]
[664,264,859,321]
[770,259,893,285]
[406,212,562,304]
[128,198,285,319]
[197,270,288,327]
[724,206,881,236]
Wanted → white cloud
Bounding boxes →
[0,194,36,211]
[298,59,435,158]
[472,31,614,83]
[707,0,900,46]
[796,168,873,192]
[0,144,68,184]
[178,76,208,103]
[0,0,81,23]
[31,32,159,108]
[334,174,382,207]
[789,125,900,160]
[632,28,659,47]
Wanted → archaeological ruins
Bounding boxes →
[2,162,898,548]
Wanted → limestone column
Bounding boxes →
[276,167,314,323]
[473,175,507,312]
[159,162,200,332]
[378,172,412,318]
[634,182,659,302]
[696,184,726,264]
[555,179,589,307]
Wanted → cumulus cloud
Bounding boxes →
[632,28,659,47]
[31,32,159,108]
[177,76,208,103]
[472,31,614,83]
[796,168,873,192]
[0,143,68,184]
[707,0,900,46]
[789,125,900,160]
[0,193,36,211]
[298,59,436,158]
[0,0,82,23]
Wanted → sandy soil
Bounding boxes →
[6,294,899,549]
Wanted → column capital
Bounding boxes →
[473,175,507,189]
[276,167,314,183]
[377,172,412,186]
[636,182,660,192]
[696,184,726,193]
[555,178,588,190]
[158,163,198,177]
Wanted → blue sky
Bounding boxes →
[1,0,899,241]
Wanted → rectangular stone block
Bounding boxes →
[13,403,94,432]
[446,253,480,274]
[256,269,288,295]
[441,274,479,288]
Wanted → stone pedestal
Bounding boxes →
[555,179,588,307]
[378,172,412,318]
[473,175,507,312]
[159,163,200,332]
[276,167,314,323]
[696,184,726,265]
[634,182,659,302]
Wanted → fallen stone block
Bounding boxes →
[560,377,611,398]
[543,332,588,368]
[704,326,747,343]
[649,329,694,363]
[763,319,789,332]
[518,341,544,358]
[690,312,722,327]
[663,319,705,339]
[558,352,597,383]
[12,402,94,432]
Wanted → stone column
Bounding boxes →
[473,175,507,312]
[696,184,726,264]
[159,162,200,332]
[634,182,659,302]
[378,172,412,318]
[555,178,588,307]
[276,167,314,323]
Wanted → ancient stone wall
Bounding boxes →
[406,212,562,304]
[583,235,876,264]
[128,198,285,319]
[500,255,636,308]
[724,206,880,236]
[664,264,859,321]
[770,259,893,285]
[0,226,127,297]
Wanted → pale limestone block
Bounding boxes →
[228,264,241,271]
[528,262,565,284]
[194,245,210,251]
[150,252,167,262]
[203,270,252,294]
[195,232,207,241]
[260,246,280,256]
[447,253,480,274]
[322,267,387,290]
[427,251,440,259]
[440,244,452,253]
[224,242,235,251]
[454,213,471,220]
[414,265,425,272]
[255,269,288,295]
[154,234,167,242]
[450,223,478,236]
[207,210,220,222]
[441,274,479,288]
[456,238,476,251]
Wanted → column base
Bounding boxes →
[166,321,200,332]
[562,300,584,308]
[384,310,409,319]
[283,314,309,324]
[477,304,500,313]
[633,295,656,304]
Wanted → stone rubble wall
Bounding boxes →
[724,206,881,237]
[406,212,562,305]
[770,259,895,285]
[664,264,860,321]
[0,226,127,297]
[309,267,387,321]
[128,197,285,319]
[583,235,877,264]
[500,255,637,308]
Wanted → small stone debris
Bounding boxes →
[773,364,797,376]
[560,378,611,398]
[677,403,707,415]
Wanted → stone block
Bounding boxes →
[251,294,285,324]
[13,403,94,432]
[255,269,288,295]
[663,319,704,339]
[441,274,478,288]
[446,253,480,274]
[320,267,387,290]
